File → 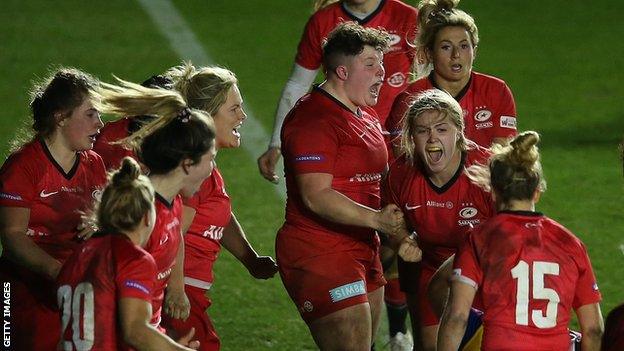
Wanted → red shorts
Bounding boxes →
[162,285,220,351]
[0,259,60,350]
[397,258,439,326]
[276,225,386,323]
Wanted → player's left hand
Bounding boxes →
[248,256,278,279]
[76,220,98,241]
[164,288,191,321]
[398,235,422,263]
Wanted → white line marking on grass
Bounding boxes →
[620,244,624,256]
[136,0,286,199]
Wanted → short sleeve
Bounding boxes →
[0,155,38,208]
[572,243,602,308]
[452,232,482,290]
[284,118,339,175]
[295,15,324,70]
[116,252,157,301]
[491,82,517,139]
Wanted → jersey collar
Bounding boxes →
[428,71,473,102]
[340,0,386,25]
[39,138,81,180]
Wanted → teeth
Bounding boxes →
[427,146,442,152]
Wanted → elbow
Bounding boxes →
[300,192,321,214]
[582,324,604,342]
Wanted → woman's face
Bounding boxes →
[430,26,475,83]
[57,97,103,151]
[411,110,462,181]
[214,85,247,149]
[180,141,217,197]
[344,45,385,109]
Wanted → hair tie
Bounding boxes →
[428,8,451,20]
[177,107,191,123]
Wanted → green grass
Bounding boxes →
[1,1,623,349]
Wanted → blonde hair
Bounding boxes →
[313,0,340,11]
[96,157,154,234]
[94,77,216,175]
[400,89,466,165]
[167,62,238,116]
[466,131,546,205]
[416,0,478,76]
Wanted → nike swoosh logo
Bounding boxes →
[405,204,422,210]
[159,234,169,246]
[40,190,59,198]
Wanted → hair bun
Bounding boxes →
[112,157,142,186]
[509,131,540,169]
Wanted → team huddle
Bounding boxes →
[0,0,617,350]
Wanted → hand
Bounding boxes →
[257,147,281,183]
[398,235,422,262]
[177,327,200,350]
[374,204,405,236]
[76,220,98,241]
[164,288,190,321]
[247,256,278,279]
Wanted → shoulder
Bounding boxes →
[387,155,417,189]
[0,140,45,175]
[472,71,511,91]
[542,216,586,250]
[383,0,418,15]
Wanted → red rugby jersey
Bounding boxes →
[453,211,601,350]
[93,117,135,171]
[280,87,388,243]
[144,194,183,326]
[386,71,517,153]
[296,0,418,123]
[384,147,495,270]
[0,139,107,262]
[56,234,156,351]
[182,167,232,288]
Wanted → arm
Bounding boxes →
[257,64,318,183]
[0,206,61,280]
[296,172,405,235]
[576,303,604,351]
[164,225,190,320]
[437,280,477,351]
[221,213,277,279]
[119,297,198,351]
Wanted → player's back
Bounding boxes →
[470,211,600,350]
[57,234,156,351]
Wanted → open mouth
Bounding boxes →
[451,63,462,73]
[232,123,243,138]
[88,133,99,143]
[426,146,443,163]
[369,81,383,98]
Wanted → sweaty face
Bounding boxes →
[343,45,385,109]
[214,85,247,149]
[180,141,217,197]
[430,26,475,84]
[58,97,103,151]
[411,110,462,185]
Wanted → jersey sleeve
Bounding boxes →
[491,82,517,140]
[0,154,39,208]
[116,251,157,301]
[572,242,602,308]
[283,118,339,175]
[295,14,324,70]
[452,232,482,290]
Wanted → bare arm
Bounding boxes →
[119,297,198,351]
[0,206,61,280]
[164,212,191,320]
[576,302,604,351]
[296,173,404,235]
[437,280,476,351]
[221,213,277,279]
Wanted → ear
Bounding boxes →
[55,111,66,126]
[181,158,193,175]
[425,47,433,63]
[473,45,478,59]
[532,188,541,204]
[335,65,349,81]
[143,211,152,227]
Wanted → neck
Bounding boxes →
[499,199,535,212]
[122,231,143,246]
[149,173,183,203]
[428,149,462,187]
[319,80,359,114]
[433,71,471,98]
[44,135,77,172]
[343,0,380,15]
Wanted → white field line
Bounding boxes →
[136,0,286,199]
